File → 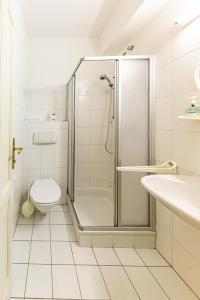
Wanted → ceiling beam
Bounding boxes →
[97,0,169,54]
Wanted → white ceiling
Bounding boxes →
[20,0,117,38]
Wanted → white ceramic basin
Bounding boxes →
[141,175,200,229]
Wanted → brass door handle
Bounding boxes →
[12,138,23,169]
[14,147,23,154]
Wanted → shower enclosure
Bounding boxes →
[67,56,154,232]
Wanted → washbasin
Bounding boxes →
[141,175,200,229]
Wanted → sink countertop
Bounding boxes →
[141,175,200,230]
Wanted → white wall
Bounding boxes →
[27,38,97,120]
[22,37,97,203]
[118,0,200,295]
[120,0,200,178]
[29,38,97,79]
[23,121,68,204]
[156,202,200,297]
[98,0,168,55]
[12,0,29,227]
[75,90,114,188]
[74,61,115,188]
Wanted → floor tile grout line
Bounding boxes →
[15,212,73,226]
[17,223,73,226]
[49,214,54,299]
[68,236,83,299]
[135,248,170,266]
[13,212,22,238]
[92,246,122,266]
[15,210,199,300]
[147,267,171,300]
[13,232,199,299]
[154,248,200,299]
[134,248,170,267]
[14,239,72,242]
[92,248,112,300]
[15,239,72,243]
[34,210,50,226]
[65,222,77,242]
[151,265,200,300]
[65,222,73,243]
[23,213,35,300]
[113,248,142,300]
[11,298,114,300]
[13,262,174,267]
[14,209,123,300]
[135,249,171,300]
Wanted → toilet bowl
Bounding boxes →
[30,179,61,213]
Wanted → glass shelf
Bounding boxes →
[178,115,200,120]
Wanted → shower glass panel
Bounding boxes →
[118,59,150,227]
[73,60,116,227]
[67,56,154,231]
[67,77,75,201]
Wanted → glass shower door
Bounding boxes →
[117,59,151,227]
[67,77,75,201]
[67,56,153,230]
[73,60,116,227]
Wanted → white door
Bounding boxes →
[0,0,14,298]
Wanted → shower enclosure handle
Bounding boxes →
[117,161,176,174]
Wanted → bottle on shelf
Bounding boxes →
[185,96,200,118]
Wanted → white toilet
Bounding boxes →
[30,179,61,213]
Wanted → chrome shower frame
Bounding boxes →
[66,55,155,232]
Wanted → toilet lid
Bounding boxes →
[30,179,61,204]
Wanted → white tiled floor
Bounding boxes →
[34,212,49,225]
[29,241,51,264]
[72,242,97,265]
[13,241,31,263]
[50,224,69,241]
[136,248,169,267]
[125,266,169,300]
[52,265,81,299]
[93,248,120,266]
[12,204,199,300]
[50,211,66,224]
[26,265,52,299]
[32,224,50,240]
[115,248,144,266]
[51,241,74,264]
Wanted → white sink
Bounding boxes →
[141,175,200,229]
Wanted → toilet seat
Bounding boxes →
[30,179,61,205]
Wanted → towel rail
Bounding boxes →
[117,161,176,174]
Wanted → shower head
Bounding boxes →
[100,74,114,88]
[100,74,106,80]
[122,44,134,56]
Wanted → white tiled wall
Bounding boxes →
[75,90,114,188]
[22,37,97,202]
[120,0,200,295]
[23,121,68,204]
[27,74,67,122]
[73,60,115,188]
[27,37,97,122]
[154,25,200,173]
[121,0,200,175]
[156,202,200,297]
